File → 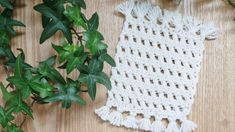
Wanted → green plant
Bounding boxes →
[0,0,115,131]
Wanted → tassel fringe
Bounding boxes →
[95,106,197,132]
[146,6,162,21]
[166,121,180,132]
[116,0,135,16]
[108,111,123,126]
[115,0,219,39]
[123,116,138,129]
[132,1,151,17]
[95,106,110,121]
[139,118,152,131]
[180,120,197,132]
[201,23,219,40]
[151,120,166,132]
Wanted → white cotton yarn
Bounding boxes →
[95,0,218,131]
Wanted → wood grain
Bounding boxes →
[0,0,235,131]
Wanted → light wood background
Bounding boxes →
[0,0,235,132]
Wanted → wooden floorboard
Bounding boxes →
[0,0,235,131]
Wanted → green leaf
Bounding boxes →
[0,0,13,9]
[94,72,111,90]
[78,74,96,100]
[7,19,25,27]
[7,76,26,89]
[67,0,86,9]
[64,5,86,28]
[6,124,24,132]
[88,12,99,31]
[0,15,25,36]
[49,70,66,85]
[52,44,63,53]
[88,58,103,74]
[0,30,10,45]
[53,43,87,73]
[14,55,23,77]
[73,44,84,56]
[97,42,108,51]
[0,106,7,127]
[0,106,14,128]
[66,54,87,74]
[42,15,51,28]
[83,31,106,54]
[43,0,60,7]
[38,63,66,85]
[40,20,72,44]
[86,77,96,101]
[7,54,31,95]
[21,86,31,99]
[66,57,80,73]
[34,4,59,20]
[52,44,67,62]
[6,76,31,99]
[68,95,86,105]
[98,53,116,67]
[5,93,33,118]
[19,101,33,118]
[0,47,6,56]
[39,55,56,66]
[29,80,53,98]
[1,7,13,17]
[45,94,65,103]
[77,63,89,73]
[45,80,85,108]
[34,3,73,43]
[0,83,11,101]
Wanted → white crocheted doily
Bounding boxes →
[95,1,218,132]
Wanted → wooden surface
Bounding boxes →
[0,0,235,131]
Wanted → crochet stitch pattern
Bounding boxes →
[95,0,218,131]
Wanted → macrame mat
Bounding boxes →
[95,0,218,131]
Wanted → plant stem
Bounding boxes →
[30,100,36,107]
[19,116,27,128]
[71,28,83,44]
[79,89,88,92]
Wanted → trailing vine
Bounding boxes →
[0,0,115,131]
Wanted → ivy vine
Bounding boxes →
[0,0,115,131]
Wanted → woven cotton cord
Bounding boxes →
[95,0,219,132]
